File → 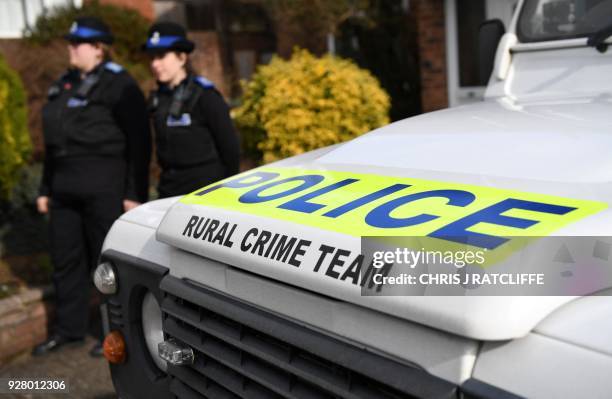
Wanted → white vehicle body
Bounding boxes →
[101,1,612,398]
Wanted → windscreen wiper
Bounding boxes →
[587,22,612,53]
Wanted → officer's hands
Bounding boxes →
[37,196,50,214]
[123,199,140,212]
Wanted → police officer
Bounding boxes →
[34,17,151,356]
[143,22,240,198]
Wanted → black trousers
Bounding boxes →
[49,192,122,339]
[158,161,226,198]
[48,158,125,339]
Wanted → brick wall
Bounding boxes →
[96,0,154,20]
[0,287,104,368]
[273,15,327,58]
[0,288,52,368]
[413,0,448,112]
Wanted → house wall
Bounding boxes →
[97,0,154,20]
[189,31,229,98]
[413,0,448,112]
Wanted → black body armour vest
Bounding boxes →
[42,63,126,160]
[150,75,222,169]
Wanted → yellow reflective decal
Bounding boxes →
[180,167,607,250]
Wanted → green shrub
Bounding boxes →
[234,49,390,163]
[25,0,151,82]
[0,54,31,199]
[0,163,48,257]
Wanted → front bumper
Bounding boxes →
[101,250,521,399]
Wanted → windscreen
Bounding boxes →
[518,0,612,41]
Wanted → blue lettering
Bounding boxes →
[279,178,359,213]
[429,198,576,249]
[194,171,280,196]
[239,175,325,204]
[366,190,476,228]
[323,184,410,218]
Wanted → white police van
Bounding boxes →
[97,0,612,397]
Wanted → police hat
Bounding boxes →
[143,22,195,54]
[64,16,114,44]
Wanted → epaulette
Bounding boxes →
[104,61,124,74]
[194,76,215,89]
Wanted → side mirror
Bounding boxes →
[478,19,506,85]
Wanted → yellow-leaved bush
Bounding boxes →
[235,49,390,163]
[0,54,30,199]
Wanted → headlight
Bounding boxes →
[93,262,117,294]
[142,292,166,371]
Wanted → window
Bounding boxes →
[445,0,518,106]
[154,0,217,30]
[0,0,81,38]
[518,0,612,42]
[457,0,487,87]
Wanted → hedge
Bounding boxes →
[235,49,390,163]
[0,54,31,199]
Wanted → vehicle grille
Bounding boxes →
[159,275,456,399]
[107,298,124,328]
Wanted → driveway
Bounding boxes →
[0,337,115,398]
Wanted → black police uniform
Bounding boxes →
[151,75,240,198]
[144,21,240,198]
[40,60,151,340]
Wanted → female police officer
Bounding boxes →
[143,22,240,198]
[34,17,151,356]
